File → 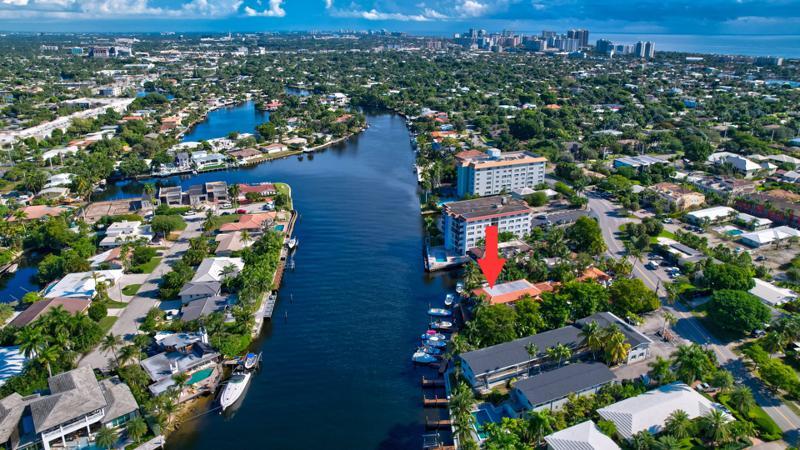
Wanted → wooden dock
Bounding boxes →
[421,377,444,388]
[262,292,278,318]
[422,397,448,408]
[425,419,452,430]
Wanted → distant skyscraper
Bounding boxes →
[595,39,613,55]
[568,29,589,48]
[541,30,557,39]
[644,41,655,59]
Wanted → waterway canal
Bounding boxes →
[102,105,454,449]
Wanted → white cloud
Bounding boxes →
[324,0,333,8]
[455,0,488,17]
[333,8,431,21]
[0,0,29,5]
[244,0,285,17]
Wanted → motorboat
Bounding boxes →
[425,339,446,349]
[423,346,443,356]
[287,237,298,250]
[431,320,453,330]
[421,332,446,341]
[428,308,452,317]
[412,349,438,364]
[444,294,455,307]
[220,371,251,411]
[6,264,17,274]
[242,353,259,370]
[455,282,465,294]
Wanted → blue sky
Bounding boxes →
[0,0,799,34]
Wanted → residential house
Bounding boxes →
[228,148,262,164]
[613,155,667,170]
[512,362,615,412]
[261,143,288,154]
[459,312,652,391]
[739,225,800,248]
[42,270,123,300]
[179,257,244,304]
[0,366,139,450]
[687,174,756,197]
[214,232,251,256]
[472,279,549,306]
[218,213,276,233]
[544,420,621,450]
[648,182,705,210]
[88,247,124,269]
[749,278,798,307]
[180,295,229,322]
[598,383,731,440]
[158,186,183,206]
[191,152,227,170]
[140,332,220,399]
[8,205,70,222]
[99,220,153,247]
[9,297,90,328]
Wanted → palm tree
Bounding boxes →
[118,344,144,366]
[449,381,476,446]
[546,343,572,367]
[101,333,123,367]
[143,183,155,216]
[240,230,251,247]
[700,409,731,447]
[662,311,677,335]
[648,356,673,385]
[37,345,59,377]
[654,435,682,450]
[524,410,555,447]
[95,426,118,449]
[603,325,631,366]
[672,344,712,384]
[228,184,241,206]
[126,416,147,444]
[525,342,539,363]
[729,385,755,415]
[579,321,603,359]
[664,409,692,439]
[630,430,656,450]
[17,326,46,359]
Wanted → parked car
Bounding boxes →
[662,218,673,224]
[221,203,233,209]
[236,209,247,214]
[646,261,659,270]
[755,255,767,262]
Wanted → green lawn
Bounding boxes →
[98,316,117,334]
[651,229,677,244]
[121,284,142,296]
[133,257,161,274]
[275,183,293,210]
[104,299,128,308]
[206,214,241,231]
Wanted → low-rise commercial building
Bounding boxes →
[739,225,800,248]
[648,182,705,210]
[749,278,798,307]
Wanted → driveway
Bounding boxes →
[79,217,204,371]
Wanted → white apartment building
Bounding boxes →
[443,196,532,255]
[456,149,547,197]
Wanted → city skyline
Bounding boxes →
[1,0,799,36]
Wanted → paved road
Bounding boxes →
[587,192,800,440]
[79,217,203,370]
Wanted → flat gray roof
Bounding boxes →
[444,196,530,221]
[514,362,615,407]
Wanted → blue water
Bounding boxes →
[181,101,269,142]
[98,104,455,449]
[0,265,38,304]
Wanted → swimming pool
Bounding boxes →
[274,224,285,231]
[727,229,743,236]
[472,410,492,440]
[188,368,214,385]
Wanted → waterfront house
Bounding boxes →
[8,205,70,222]
[180,295,229,322]
[237,182,277,200]
[545,420,621,450]
[261,143,288,154]
[179,257,244,304]
[214,232,251,256]
[443,195,533,256]
[0,366,139,450]
[99,220,154,247]
[140,332,221,400]
[472,279,545,305]
[228,148,262,163]
[459,312,651,391]
[598,382,731,440]
[511,362,615,412]
[218,212,277,233]
[191,152,227,170]
[9,297,90,328]
[43,173,74,190]
[158,186,183,206]
[43,270,123,300]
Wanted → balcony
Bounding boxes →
[41,409,105,443]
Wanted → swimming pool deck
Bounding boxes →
[424,246,470,272]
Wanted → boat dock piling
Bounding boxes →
[424,419,452,430]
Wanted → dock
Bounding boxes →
[262,293,278,318]
[421,377,445,388]
[425,419,452,430]
[422,397,448,408]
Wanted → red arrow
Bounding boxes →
[477,225,506,288]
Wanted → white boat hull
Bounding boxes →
[220,372,251,411]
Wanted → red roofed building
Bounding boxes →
[219,212,276,232]
[472,279,543,305]
[577,267,611,283]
